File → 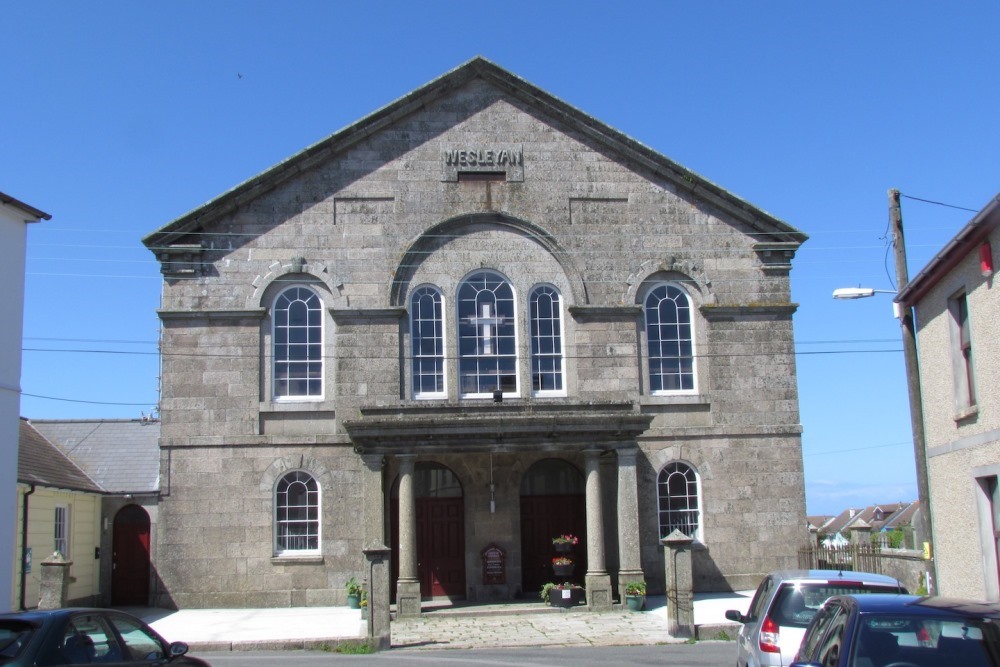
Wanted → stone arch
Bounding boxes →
[389,212,588,308]
[248,258,349,309]
[624,257,716,306]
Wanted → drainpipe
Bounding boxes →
[20,484,35,610]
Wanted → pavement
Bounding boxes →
[130,590,754,652]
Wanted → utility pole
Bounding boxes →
[889,188,936,594]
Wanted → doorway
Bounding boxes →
[111,504,151,605]
[392,462,466,599]
[520,459,586,593]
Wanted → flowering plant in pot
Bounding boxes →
[345,577,363,609]
[552,556,573,566]
[551,555,575,577]
[552,534,579,546]
[541,581,585,606]
[623,581,646,611]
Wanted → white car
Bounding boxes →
[725,569,906,667]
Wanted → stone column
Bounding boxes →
[363,544,391,651]
[395,454,421,617]
[583,449,612,610]
[616,446,644,594]
[360,454,386,551]
[662,530,695,638]
[38,552,72,610]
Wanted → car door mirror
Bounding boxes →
[725,609,745,623]
[167,641,189,657]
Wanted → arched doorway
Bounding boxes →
[111,504,151,605]
[520,459,586,593]
[392,462,466,599]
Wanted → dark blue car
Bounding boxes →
[791,594,1000,667]
[0,608,210,666]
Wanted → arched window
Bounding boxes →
[457,271,517,398]
[657,462,700,539]
[275,471,320,554]
[529,285,564,395]
[645,283,695,394]
[410,285,445,398]
[273,286,323,399]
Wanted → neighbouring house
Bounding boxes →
[142,57,810,612]
[897,192,1000,599]
[0,192,50,612]
[812,501,922,550]
[15,418,103,609]
[32,418,161,606]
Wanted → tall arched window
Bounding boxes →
[529,285,564,395]
[410,285,445,398]
[457,271,517,398]
[645,283,695,394]
[275,471,320,554]
[273,286,323,399]
[657,462,700,539]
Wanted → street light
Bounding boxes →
[832,188,935,594]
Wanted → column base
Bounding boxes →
[584,573,613,611]
[395,579,421,617]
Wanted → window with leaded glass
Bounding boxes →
[275,471,320,554]
[529,285,564,395]
[657,462,700,539]
[645,283,695,393]
[457,271,517,398]
[410,285,445,398]
[273,286,323,399]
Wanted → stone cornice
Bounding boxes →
[157,308,266,322]
[699,303,798,321]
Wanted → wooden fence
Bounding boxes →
[797,543,886,574]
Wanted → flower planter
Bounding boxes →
[553,542,574,554]
[552,563,575,578]
[625,594,645,611]
[550,586,585,607]
[347,593,361,609]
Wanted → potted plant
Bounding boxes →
[552,556,575,577]
[551,534,579,553]
[345,577,363,609]
[623,581,646,611]
[541,581,585,607]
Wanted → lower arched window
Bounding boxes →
[657,462,700,539]
[275,471,320,554]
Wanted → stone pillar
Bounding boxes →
[850,520,872,545]
[38,552,72,610]
[363,544,391,651]
[360,454,386,552]
[616,446,644,593]
[583,449,612,610]
[662,530,695,638]
[395,454,421,617]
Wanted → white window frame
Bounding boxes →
[272,286,324,401]
[657,461,702,541]
[410,285,447,399]
[529,284,565,397]
[644,283,697,395]
[274,470,321,556]
[457,270,519,399]
[948,289,977,413]
[54,505,70,557]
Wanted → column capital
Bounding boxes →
[615,446,639,464]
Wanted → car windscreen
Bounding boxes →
[771,583,902,628]
[0,621,36,663]
[851,613,1000,667]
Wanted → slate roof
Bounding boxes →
[30,419,160,494]
[18,419,102,493]
[143,56,807,250]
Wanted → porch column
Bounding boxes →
[616,446,644,592]
[395,453,421,617]
[360,454,385,552]
[584,449,612,610]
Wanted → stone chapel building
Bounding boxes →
[143,57,809,611]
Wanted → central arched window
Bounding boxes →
[529,285,564,395]
[410,286,445,398]
[457,271,517,398]
[275,471,320,554]
[657,462,700,539]
[645,283,695,394]
[273,286,323,399]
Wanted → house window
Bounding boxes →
[657,462,700,539]
[645,284,695,394]
[273,286,323,399]
[457,271,517,398]
[275,471,320,554]
[410,286,446,398]
[950,290,976,410]
[54,505,69,557]
[529,285,564,395]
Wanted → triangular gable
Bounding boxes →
[143,56,806,251]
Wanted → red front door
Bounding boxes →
[520,494,586,592]
[417,497,465,598]
[111,505,151,605]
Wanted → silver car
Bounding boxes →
[725,569,906,667]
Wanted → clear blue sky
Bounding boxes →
[4,2,999,515]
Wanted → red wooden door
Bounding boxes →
[111,505,151,605]
[520,494,586,592]
[417,498,465,598]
